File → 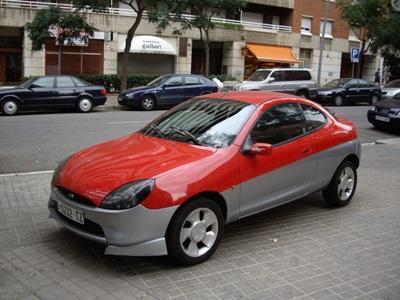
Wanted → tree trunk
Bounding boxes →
[204,30,210,76]
[120,10,143,91]
[358,40,366,79]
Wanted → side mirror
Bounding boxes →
[249,143,272,156]
[267,77,275,83]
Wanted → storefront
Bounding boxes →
[244,43,300,78]
[0,27,23,85]
[117,35,177,74]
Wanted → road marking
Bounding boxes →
[0,170,54,178]
[107,121,150,124]
[361,142,376,146]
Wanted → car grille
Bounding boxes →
[57,187,95,207]
[55,210,104,237]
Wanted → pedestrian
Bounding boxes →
[374,68,381,84]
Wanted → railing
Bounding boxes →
[0,0,292,33]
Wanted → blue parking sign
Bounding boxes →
[351,48,360,63]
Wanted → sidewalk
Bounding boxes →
[1,144,400,299]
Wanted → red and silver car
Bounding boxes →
[48,91,361,265]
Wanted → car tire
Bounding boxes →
[166,198,224,265]
[76,97,93,113]
[1,99,20,116]
[140,95,156,111]
[370,94,379,105]
[333,95,345,106]
[323,160,357,207]
[296,91,309,99]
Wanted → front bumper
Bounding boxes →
[367,110,400,130]
[117,94,139,108]
[48,187,178,256]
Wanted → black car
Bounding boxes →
[0,76,107,116]
[316,78,381,106]
[367,94,400,130]
[118,74,218,110]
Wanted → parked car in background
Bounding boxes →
[381,79,400,100]
[0,76,107,116]
[367,94,400,130]
[316,78,381,106]
[118,74,218,111]
[49,91,360,265]
[233,68,318,99]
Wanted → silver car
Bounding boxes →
[382,80,400,99]
[234,68,318,99]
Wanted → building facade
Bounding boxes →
[0,0,379,86]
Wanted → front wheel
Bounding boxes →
[140,95,156,111]
[1,99,19,116]
[323,160,357,207]
[166,198,224,265]
[333,95,344,106]
[76,98,93,113]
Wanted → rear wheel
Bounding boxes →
[333,95,344,106]
[323,160,357,207]
[1,99,19,116]
[76,97,93,113]
[140,95,156,111]
[166,198,224,265]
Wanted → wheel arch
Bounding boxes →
[141,93,158,103]
[295,88,309,98]
[78,92,94,100]
[1,95,22,105]
[342,154,360,169]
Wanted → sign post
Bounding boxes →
[350,47,360,78]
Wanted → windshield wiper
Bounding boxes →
[148,124,165,137]
[169,126,202,145]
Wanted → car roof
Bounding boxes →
[199,91,299,106]
[255,68,311,72]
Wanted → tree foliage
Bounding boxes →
[25,7,95,51]
[337,0,389,77]
[150,0,246,75]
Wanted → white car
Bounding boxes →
[382,80,400,99]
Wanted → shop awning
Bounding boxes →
[246,43,300,64]
[118,35,177,55]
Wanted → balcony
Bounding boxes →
[0,0,292,34]
[246,0,294,9]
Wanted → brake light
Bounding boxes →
[100,89,107,95]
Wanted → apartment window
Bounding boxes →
[299,49,313,69]
[242,11,264,24]
[320,20,333,38]
[349,27,360,41]
[301,17,312,35]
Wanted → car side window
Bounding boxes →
[347,79,358,88]
[250,103,306,145]
[358,79,368,88]
[33,77,54,88]
[165,76,183,87]
[271,71,285,82]
[301,104,327,132]
[185,76,200,86]
[72,77,88,87]
[57,77,76,88]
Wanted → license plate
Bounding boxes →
[57,202,85,224]
[375,115,390,122]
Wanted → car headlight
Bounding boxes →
[100,179,155,210]
[51,157,70,187]
[319,91,332,96]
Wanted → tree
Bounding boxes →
[150,0,246,75]
[337,0,389,78]
[25,6,95,74]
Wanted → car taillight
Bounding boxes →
[100,89,107,95]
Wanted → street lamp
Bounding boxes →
[317,0,332,87]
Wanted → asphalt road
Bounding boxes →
[0,105,399,174]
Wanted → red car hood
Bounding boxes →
[56,133,216,206]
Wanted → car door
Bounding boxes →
[343,79,362,103]
[55,76,81,106]
[357,79,373,102]
[183,75,203,100]
[238,102,317,217]
[23,77,56,107]
[263,71,284,92]
[157,75,184,106]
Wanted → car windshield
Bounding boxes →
[140,98,256,148]
[18,77,36,88]
[147,75,168,86]
[385,80,400,88]
[324,79,350,88]
[247,70,272,81]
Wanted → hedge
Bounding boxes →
[23,73,238,93]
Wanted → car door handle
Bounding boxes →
[301,147,311,154]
